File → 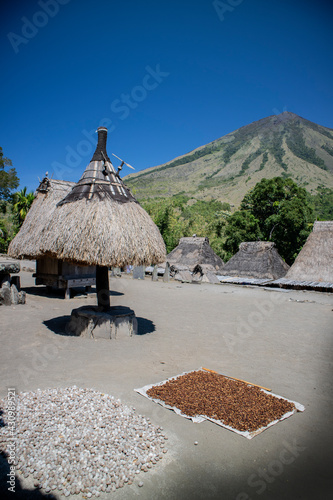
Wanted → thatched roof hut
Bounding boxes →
[166,236,224,273]
[221,241,289,280]
[8,178,74,259]
[37,128,166,270]
[10,127,166,309]
[285,221,333,282]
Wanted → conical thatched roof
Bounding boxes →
[9,127,166,268]
[221,241,289,280]
[285,221,333,282]
[40,127,165,268]
[166,236,224,273]
[8,178,74,260]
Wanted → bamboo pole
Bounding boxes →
[202,367,271,392]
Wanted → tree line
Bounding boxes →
[142,178,331,265]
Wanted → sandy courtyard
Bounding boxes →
[0,267,332,499]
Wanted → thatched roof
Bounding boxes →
[285,221,333,282]
[221,241,289,280]
[9,127,166,267]
[166,236,224,273]
[8,179,74,260]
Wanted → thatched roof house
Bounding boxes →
[221,241,289,280]
[36,127,166,270]
[9,127,166,308]
[8,178,74,259]
[10,127,165,268]
[166,236,224,273]
[285,221,333,282]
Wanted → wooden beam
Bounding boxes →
[96,265,110,311]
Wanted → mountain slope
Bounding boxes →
[125,112,333,206]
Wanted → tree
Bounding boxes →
[12,187,35,227]
[227,177,314,264]
[223,211,262,261]
[0,147,19,200]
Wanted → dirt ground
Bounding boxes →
[0,265,332,500]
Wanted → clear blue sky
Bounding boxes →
[1,0,332,193]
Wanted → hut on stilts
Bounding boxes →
[220,241,289,281]
[272,221,333,291]
[10,127,166,315]
[8,178,97,297]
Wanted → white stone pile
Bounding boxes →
[0,387,168,496]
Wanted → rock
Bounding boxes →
[11,275,21,290]
[152,266,158,282]
[133,266,145,280]
[0,274,11,287]
[174,270,192,283]
[0,261,20,274]
[22,266,35,273]
[201,272,220,284]
[163,262,170,283]
[111,267,121,277]
[18,291,26,304]
[10,284,19,305]
[0,286,11,306]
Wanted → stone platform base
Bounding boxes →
[66,306,138,339]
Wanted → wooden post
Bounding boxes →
[96,265,110,310]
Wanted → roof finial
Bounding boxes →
[91,127,110,162]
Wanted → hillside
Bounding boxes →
[125,112,333,206]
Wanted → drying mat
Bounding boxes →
[135,368,305,439]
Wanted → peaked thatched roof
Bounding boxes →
[221,241,289,280]
[166,236,224,272]
[9,127,166,267]
[285,221,333,282]
[8,179,74,260]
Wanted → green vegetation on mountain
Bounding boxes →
[126,112,333,206]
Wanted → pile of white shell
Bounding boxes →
[0,387,167,496]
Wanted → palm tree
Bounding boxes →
[12,187,35,227]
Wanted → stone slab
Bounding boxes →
[66,305,138,339]
[174,270,193,283]
[133,266,145,280]
[201,272,221,284]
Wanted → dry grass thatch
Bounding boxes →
[39,197,166,267]
[8,179,74,260]
[9,127,166,268]
[222,241,289,280]
[285,221,333,282]
[166,236,224,273]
